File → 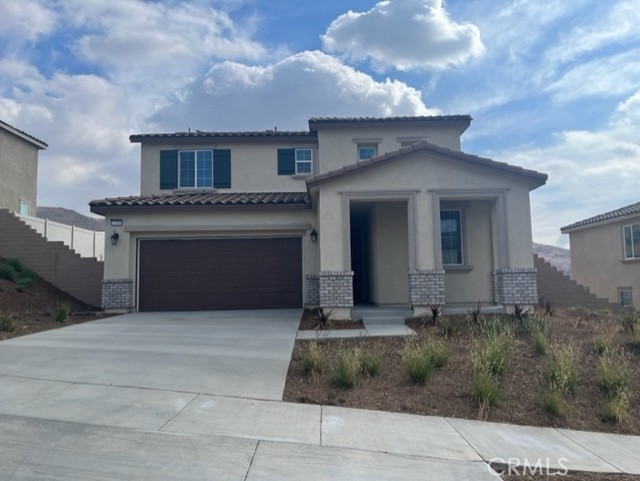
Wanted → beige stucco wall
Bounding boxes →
[139,141,315,195]
[315,151,536,277]
[315,124,462,174]
[443,200,494,304]
[102,207,318,308]
[369,202,409,304]
[568,216,640,308]
[0,129,39,214]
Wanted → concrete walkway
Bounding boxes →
[1,311,639,480]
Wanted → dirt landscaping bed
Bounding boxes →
[285,307,640,435]
[0,257,108,340]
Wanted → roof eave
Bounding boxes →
[561,210,640,234]
[0,121,48,149]
[89,202,311,216]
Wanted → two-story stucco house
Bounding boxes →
[90,116,547,317]
[0,120,48,216]
[561,202,640,309]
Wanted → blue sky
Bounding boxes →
[1,0,639,247]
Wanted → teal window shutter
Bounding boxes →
[213,149,231,188]
[277,148,295,175]
[160,150,178,189]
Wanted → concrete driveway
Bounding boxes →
[0,309,301,400]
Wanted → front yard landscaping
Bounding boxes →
[285,306,640,435]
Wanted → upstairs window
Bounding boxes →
[623,222,640,259]
[295,148,312,174]
[179,150,213,188]
[358,145,377,161]
[440,210,463,265]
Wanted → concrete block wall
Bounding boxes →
[0,209,103,307]
[408,269,445,306]
[534,254,615,308]
[493,267,538,305]
[305,274,320,307]
[101,278,133,310]
[319,271,353,308]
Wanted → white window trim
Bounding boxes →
[623,222,640,260]
[295,148,313,175]
[178,149,214,189]
[440,209,464,266]
[19,199,31,216]
[618,287,633,307]
[357,144,377,161]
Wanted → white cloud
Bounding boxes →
[149,50,434,131]
[321,0,484,71]
[497,91,640,246]
[0,63,138,213]
[0,0,56,44]
[543,50,640,102]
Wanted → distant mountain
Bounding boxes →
[36,207,105,232]
[533,242,571,276]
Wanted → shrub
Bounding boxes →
[402,341,435,384]
[20,269,37,281]
[15,277,34,292]
[429,304,441,325]
[597,350,630,396]
[0,264,16,282]
[441,317,465,338]
[360,351,381,377]
[425,338,450,368]
[54,304,70,324]
[619,308,639,333]
[594,336,614,357]
[467,301,483,326]
[473,371,500,407]
[523,313,551,336]
[540,389,566,417]
[316,308,333,329]
[302,341,323,376]
[627,335,640,352]
[0,314,16,332]
[5,258,23,273]
[531,330,548,355]
[602,388,630,423]
[477,315,512,339]
[474,332,512,377]
[331,346,361,388]
[511,304,530,324]
[545,344,579,395]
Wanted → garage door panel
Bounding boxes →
[139,237,302,311]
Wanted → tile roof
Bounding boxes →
[130,130,315,142]
[308,115,472,124]
[561,201,640,232]
[0,120,48,148]
[90,192,310,212]
[305,138,547,189]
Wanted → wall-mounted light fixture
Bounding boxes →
[110,231,120,246]
[309,227,318,243]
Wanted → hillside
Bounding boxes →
[533,241,571,275]
[36,206,105,231]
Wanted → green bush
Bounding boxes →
[402,341,435,384]
[425,338,450,368]
[619,308,639,333]
[474,332,513,377]
[477,315,512,339]
[0,314,16,332]
[302,341,323,376]
[523,313,551,336]
[5,258,23,273]
[54,304,70,324]
[540,389,566,417]
[20,269,38,281]
[360,352,381,377]
[545,344,579,395]
[473,371,500,407]
[0,264,16,282]
[15,277,34,292]
[331,347,362,388]
[597,350,630,396]
[531,330,548,355]
[602,388,630,423]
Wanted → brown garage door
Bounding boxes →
[138,237,302,311]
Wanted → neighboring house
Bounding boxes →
[561,202,640,309]
[90,116,547,316]
[0,120,48,216]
